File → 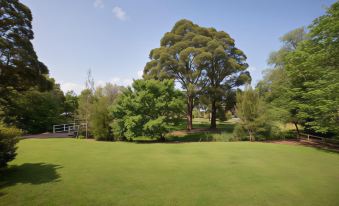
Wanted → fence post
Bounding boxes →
[307,134,310,141]
[53,125,55,133]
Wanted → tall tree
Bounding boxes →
[77,70,95,137]
[285,2,339,136]
[144,19,249,130]
[0,0,51,93]
[4,81,66,133]
[235,85,267,141]
[256,27,307,135]
[203,30,249,129]
[143,20,210,130]
[90,83,124,141]
[0,0,54,131]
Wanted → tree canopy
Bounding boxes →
[144,19,249,130]
[257,2,339,137]
[112,79,184,140]
[284,2,339,136]
[0,0,52,93]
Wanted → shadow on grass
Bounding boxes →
[132,121,236,144]
[0,163,62,196]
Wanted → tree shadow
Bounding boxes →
[0,163,62,196]
[131,122,236,144]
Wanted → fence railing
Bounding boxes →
[52,123,88,138]
[53,123,76,133]
[299,133,339,146]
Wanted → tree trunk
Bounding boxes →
[210,99,217,129]
[186,96,193,130]
[248,129,254,141]
[294,122,300,138]
[159,135,166,142]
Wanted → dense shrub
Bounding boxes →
[112,79,184,141]
[232,124,249,141]
[212,132,236,142]
[234,85,284,141]
[2,86,65,134]
[0,123,22,168]
[225,111,233,121]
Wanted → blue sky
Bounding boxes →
[21,0,336,93]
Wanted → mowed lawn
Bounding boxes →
[1,139,339,206]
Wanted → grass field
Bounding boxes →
[1,139,339,206]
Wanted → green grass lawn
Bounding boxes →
[1,139,339,206]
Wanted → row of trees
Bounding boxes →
[234,1,339,140]
[73,20,251,140]
[0,0,66,167]
[1,0,338,167]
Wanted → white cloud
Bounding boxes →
[60,71,141,94]
[247,66,257,73]
[110,77,133,86]
[137,70,143,78]
[60,82,84,94]
[93,0,104,8]
[112,6,127,20]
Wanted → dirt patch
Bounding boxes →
[21,132,72,139]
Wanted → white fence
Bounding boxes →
[53,123,77,133]
[299,133,339,146]
[52,123,88,138]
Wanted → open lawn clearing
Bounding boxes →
[1,138,339,206]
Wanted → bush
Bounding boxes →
[226,111,233,120]
[232,124,249,141]
[217,107,226,121]
[212,133,236,142]
[0,123,22,168]
[77,135,85,139]
[112,79,184,141]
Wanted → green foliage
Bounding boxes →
[144,20,210,130]
[64,91,78,120]
[232,124,248,141]
[112,79,184,140]
[90,84,123,141]
[256,27,307,132]
[0,0,52,94]
[284,2,339,136]
[235,85,274,141]
[144,19,249,129]
[77,70,96,130]
[211,132,236,142]
[0,122,22,167]
[202,29,249,128]
[77,135,85,139]
[0,1,64,134]
[76,81,124,141]
[1,82,65,134]
[258,2,339,137]
[217,107,226,121]
[225,111,233,120]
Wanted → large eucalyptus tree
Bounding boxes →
[144,20,210,130]
[144,19,249,129]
